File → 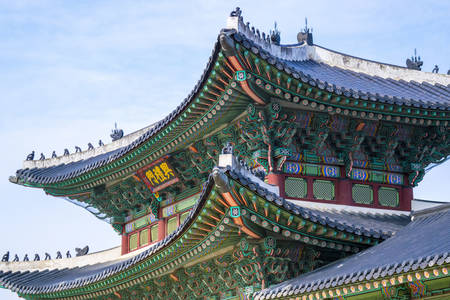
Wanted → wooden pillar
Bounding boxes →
[158,219,166,241]
[266,173,284,196]
[338,179,353,206]
[401,186,413,211]
[121,232,128,255]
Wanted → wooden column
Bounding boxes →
[401,186,413,211]
[121,232,128,255]
[338,179,353,206]
[266,173,284,196]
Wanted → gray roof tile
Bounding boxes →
[254,204,450,299]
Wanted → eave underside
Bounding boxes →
[0,167,414,299]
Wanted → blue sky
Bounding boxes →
[0,1,449,298]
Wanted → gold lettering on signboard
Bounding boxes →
[143,160,177,189]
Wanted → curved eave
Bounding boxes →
[230,14,450,111]
[230,32,450,119]
[13,35,253,192]
[13,25,450,192]
[2,174,229,298]
[1,167,409,299]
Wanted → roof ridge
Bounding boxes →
[21,123,158,170]
[412,203,450,219]
[309,45,450,86]
[226,10,450,86]
[226,10,311,61]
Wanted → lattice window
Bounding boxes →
[167,216,177,235]
[313,180,334,200]
[180,211,190,224]
[129,233,138,251]
[378,187,399,207]
[285,177,307,198]
[140,229,149,247]
[352,184,373,204]
[151,224,159,242]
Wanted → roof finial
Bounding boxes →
[432,65,439,73]
[75,245,89,257]
[111,122,124,141]
[270,21,281,45]
[406,48,423,70]
[297,17,313,45]
[26,151,35,161]
[230,7,242,17]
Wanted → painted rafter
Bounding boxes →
[12,167,400,300]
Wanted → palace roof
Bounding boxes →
[254,204,450,299]
[0,166,411,297]
[232,32,450,108]
[11,13,450,191]
[3,9,450,300]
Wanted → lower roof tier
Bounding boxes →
[0,165,412,299]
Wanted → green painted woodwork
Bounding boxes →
[129,233,138,251]
[240,101,297,173]
[241,48,448,122]
[179,211,190,224]
[16,39,449,224]
[229,178,375,249]
[352,184,374,204]
[124,212,157,234]
[161,196,197,218]
[284,177,307,198]
[139,228,149,246]
[235,43,449,186]
[12,171,450,299]
[312,179,335,200]
[166,216,177,235]
[378,186,400,207]
[150,224,158,242]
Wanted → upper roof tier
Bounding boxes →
[11,9,450,192]
[227,12,450,107]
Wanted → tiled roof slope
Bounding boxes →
[10,40,221,186]
[283,60,450,108]
[231,15,450,108]
[0,174,216,294]
[12,13,450,186]
[253,204,450,299]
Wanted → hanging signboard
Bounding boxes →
[137,156,179,192]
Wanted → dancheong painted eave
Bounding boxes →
[0,166,413,299]
[10,11,450,192]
